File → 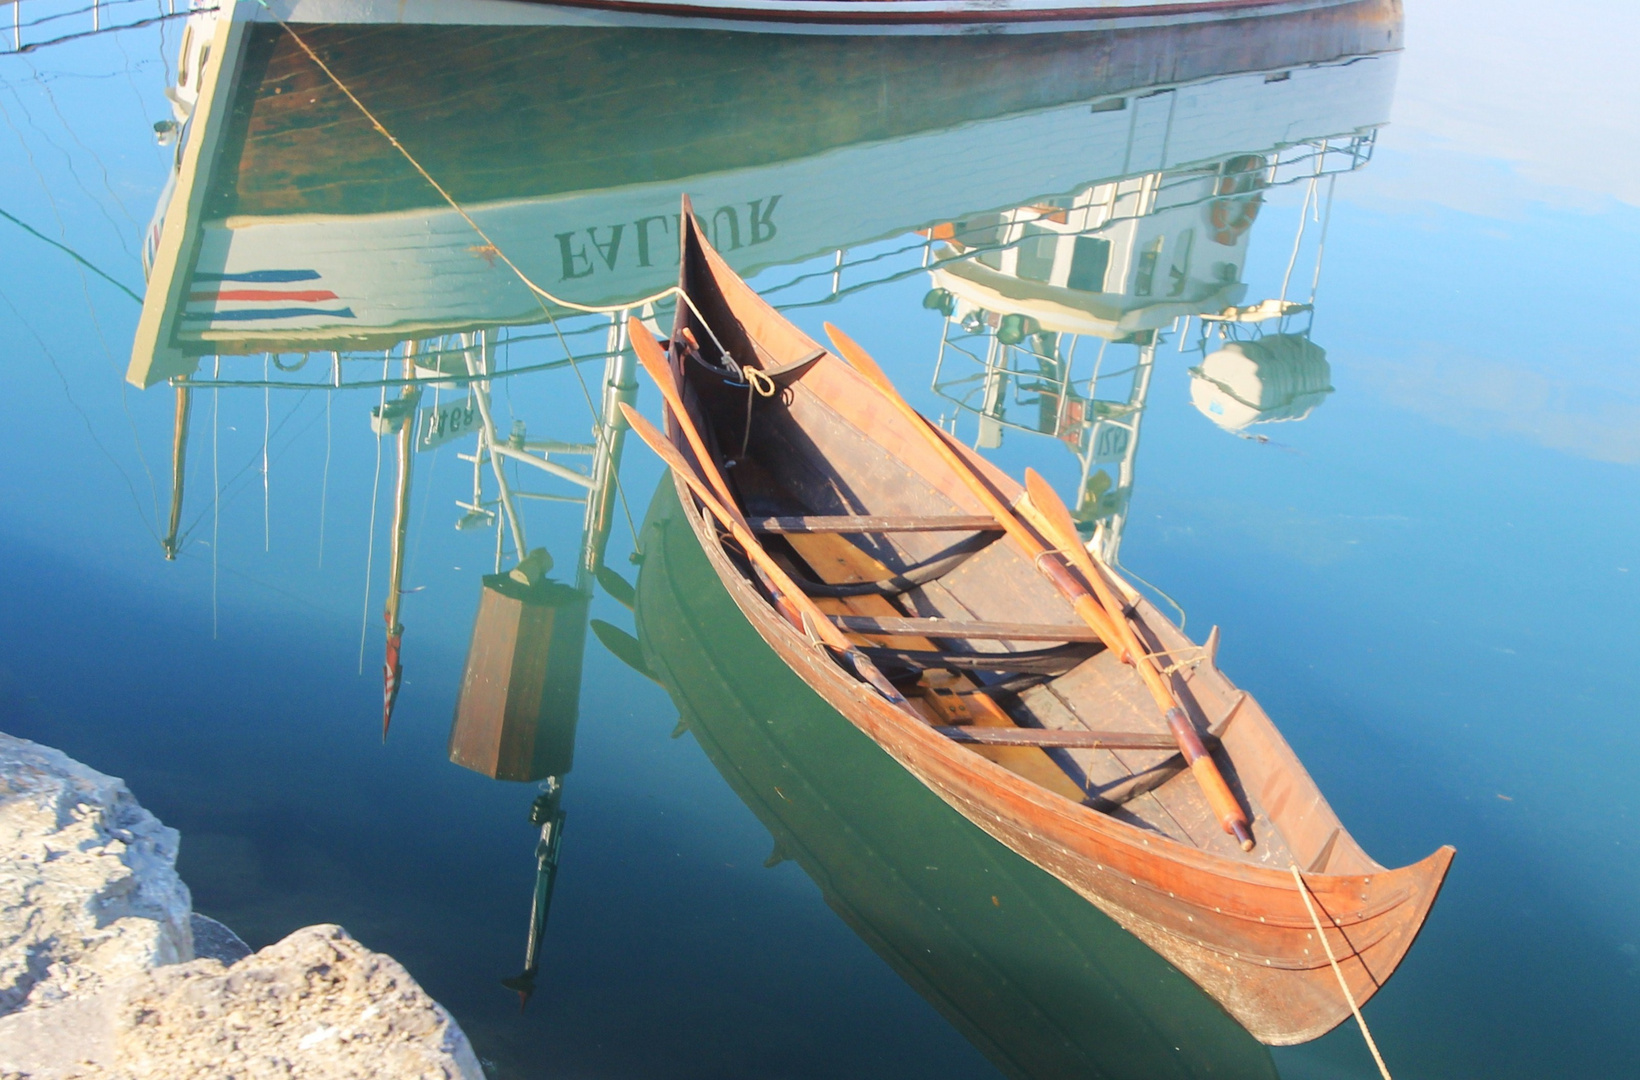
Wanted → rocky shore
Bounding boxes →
[0,732,483,1079]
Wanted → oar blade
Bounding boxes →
[591,618,655,682]
[823,322,897,396]
[1022,468,1087,556]
[620,403,691,476]
[595,564,637,611]
[627,317,674,394]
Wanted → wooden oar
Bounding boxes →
[823,322,1253,850]
[1021,468,1252,850]
[628,317,739,512]
[619,403,911,707]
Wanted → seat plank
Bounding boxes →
[937,727,1179,750]
[832,614,1104,643]
[860,642,1099,676]
[784,530,1087,802]
[753,514,999,534]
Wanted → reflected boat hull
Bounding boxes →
[270,0,1376,35]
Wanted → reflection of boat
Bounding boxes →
[440,317,641,1003]
[259,0,1378,37]
[128,0,1402,386]
[631,477,1280,1080]
[644,206,1451,1045]
[926,132,1366,555]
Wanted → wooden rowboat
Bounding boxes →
[638,199,1452,1045]
[633,477,1281,1078]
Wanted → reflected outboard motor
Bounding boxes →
[1189,333,1332,432]
[448,562,588,782]
[500,777,566,1009]
[449,553,589,1009]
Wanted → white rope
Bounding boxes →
[252,1,739,362]
[1289,863,1394,1080]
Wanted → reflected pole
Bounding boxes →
[163,378,192,559]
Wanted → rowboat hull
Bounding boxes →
[673,469,1449,1043]
[654,204,1451,1044]
[637,478,1281,1077]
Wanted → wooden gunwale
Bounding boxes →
[658,202,1451,1045]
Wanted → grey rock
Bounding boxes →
[0,733,192,1017]
[0,926,485,1080]
[189,913,252,965]
[0,734,485,1078]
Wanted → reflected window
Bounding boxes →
[1167,229,1194,297]
[1017,224,1057,283]
[1133,235,1164,297]
[1066,236,1111,292]
[962,212,1007,270]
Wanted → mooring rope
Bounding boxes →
[1288,863,1394,1080]
[248,0,764,569]
[249,0,737,365]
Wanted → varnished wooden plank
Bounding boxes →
[832,614,1103,642]
[753,514,999,534]
[937,727,1179,750]
[860,643,1099,675]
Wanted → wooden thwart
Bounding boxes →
[832,614,1104,643]
[937,726,1179,750]
[861,642,1099,675]
[753,514,1000,534]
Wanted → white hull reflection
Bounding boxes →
[173,56,1395,352]
[255,0,1363,37]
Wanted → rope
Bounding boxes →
[735,366,777,459]
[1149,645,1207,676]
[1288,864,1394,1080]
[253,1,738,360]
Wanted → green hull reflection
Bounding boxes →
[632,479,1277,1080]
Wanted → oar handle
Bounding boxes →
[1023,470,1253,850]
[1166,707,1254,850]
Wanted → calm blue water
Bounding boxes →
[2,3,1637,1078]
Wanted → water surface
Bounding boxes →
[2,2,1637,1078]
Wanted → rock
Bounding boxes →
[0,733,192,1017]
[0,926,484,1079]
[189,914,251,966]
[121,924,485,1079]
[0,734,485,1079]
